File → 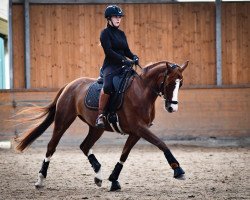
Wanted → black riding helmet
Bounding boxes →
[104,5,124,19]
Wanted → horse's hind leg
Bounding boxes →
[79,126,104,187]
[35,111,76,188]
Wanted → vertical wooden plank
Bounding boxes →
[78,5,86,77]
[162,4,173,61]
[50,5,59,88]
[53,5,63,87]
[64,5,70,83]
[58,5,64,87]
[30,5,46,88]
[84,5,91,78]
[193,4,202,85]
[236,3,250,84]
[149,4,159,61]
[179,3,193,84]
[145,4,152,64]
[89,4,96,77]
[89,5,99,78]
[67,5,73,81]
[205,3,216,85]
[122,4,135,57]
[95,4,106,76]
[73,5,82,79]
[133,4,141,64]
[222,3,232,85]
[172,3,184,63]
[156,4,163,61]
[138,4,146,65]
[200,3,216,85]
[30,5,36,87]
[45,5,53,88]
[231,3,237,85]
[12,5,25,88]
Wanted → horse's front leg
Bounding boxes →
[136,125,185,179]
[80,126,104,187]
[108,134,140,191]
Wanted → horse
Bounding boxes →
[15,60,189,191]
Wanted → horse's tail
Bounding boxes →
[15,85,67,152]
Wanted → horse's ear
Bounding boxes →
[166,62,174,69]
[180,60,189,72]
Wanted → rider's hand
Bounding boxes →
[133,55,139,65]
[122,59,133,67]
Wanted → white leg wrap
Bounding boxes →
[45,156,51,162]
[35,173,45,188]
[119,161,124,165]
[88,149,93,156]
[95,168,103,181]
[35,156,51,188]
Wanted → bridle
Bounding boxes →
[134,62,182,104]
[158,64,182,106]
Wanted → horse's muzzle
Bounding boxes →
[165,101,178,113]
[167,107,173,113]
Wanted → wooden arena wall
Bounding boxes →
[12,3,250,89]
[0,88,249,142]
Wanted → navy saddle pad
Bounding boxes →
[84,82,103,110]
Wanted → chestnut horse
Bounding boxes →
[15,60,189,191]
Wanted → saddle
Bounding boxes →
[84,67,136,134]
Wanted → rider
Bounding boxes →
[96,5,139,128]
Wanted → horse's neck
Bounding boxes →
[135,61,168,102]
[141,61,168,86]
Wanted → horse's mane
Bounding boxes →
[141,62,152,73]
[142,61,170,74]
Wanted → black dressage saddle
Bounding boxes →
[84,67,135,133]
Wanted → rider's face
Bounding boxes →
[110,16,122,27]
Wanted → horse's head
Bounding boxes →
[161,61,189,113]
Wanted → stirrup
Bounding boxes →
[95,114,105,128]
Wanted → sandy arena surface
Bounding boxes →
[0,145,249,200]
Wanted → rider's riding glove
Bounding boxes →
[122,59,133,67]
[133,55,139,65]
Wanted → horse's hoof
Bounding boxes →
[175,174,186,180]
[35,183,44,189]
[174,167,185,179]
[110,180,121,191]
[94,177,102,187]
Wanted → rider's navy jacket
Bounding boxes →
[100,24,134,75]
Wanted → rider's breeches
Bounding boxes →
[103,74,114,95]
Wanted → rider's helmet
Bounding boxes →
[104,5,124,19]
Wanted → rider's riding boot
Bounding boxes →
[96,90,110,128]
